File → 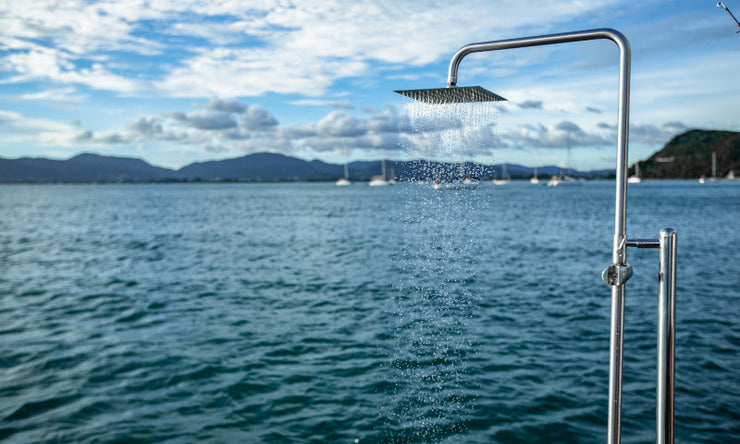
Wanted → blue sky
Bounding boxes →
[0,0,738,170]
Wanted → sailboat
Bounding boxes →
[335,163,351,186]
[547,174,582,187]
[433,177,480,190]
[530,166,540,184]
[433,162,479,190]
[548,138,583,187]
[699,152,718,183]
[492,164,511,185]
[369,159,391,186]
[627,161,642,184]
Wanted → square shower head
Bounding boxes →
[394,86,506,104]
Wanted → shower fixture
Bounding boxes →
[395,29,677,444]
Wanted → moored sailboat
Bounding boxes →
[547,174,583,187]
[548,138,583,187]
[492,164,510,185]
[530,166,540,184]
[627,161,642,184]
[336,163,351,186]
[369,159,391,186]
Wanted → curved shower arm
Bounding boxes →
[447,28,631,266]
[446,28,628,87]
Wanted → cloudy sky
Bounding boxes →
[1,0,738,170]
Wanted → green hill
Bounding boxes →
[634,129,740,179]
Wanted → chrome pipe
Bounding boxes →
[608,284,626,443]
[445,28,632,444]
[657,228,677,444]
[626,239,660,249]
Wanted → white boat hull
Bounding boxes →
[547,175,583,187]
[433,181,480,190]
[369,175,390,186]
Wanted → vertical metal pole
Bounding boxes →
[608,29,631,444]
[608,284,626,443]
[657,228,677,444]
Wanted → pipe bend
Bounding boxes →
[447,28,630,86]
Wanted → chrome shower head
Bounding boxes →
[394,86,506,104]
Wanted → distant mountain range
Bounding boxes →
[0,152,609,183]
[4,128,735,183]
[0,153,177,183]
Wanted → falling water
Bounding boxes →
[384,100,500,442]
[400,100,499,180]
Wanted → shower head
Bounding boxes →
[393,86,506,104]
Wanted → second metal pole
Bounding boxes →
[657,228,677,444]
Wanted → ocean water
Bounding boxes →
[0,180,738,443]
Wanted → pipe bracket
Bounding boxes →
[602,263,633,286]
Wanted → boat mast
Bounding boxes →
[566,136,573,176]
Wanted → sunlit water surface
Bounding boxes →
[1,181,738,443]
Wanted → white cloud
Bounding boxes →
[68,99,411,162]
[317,111,366,137]
[1,46,138,92]
[501,120,614,149]
[1,1,736,168]
[155,46,369,97]
[173,109,238,130]
[629,122,688,145]
[129,116,164,137]
[0,0,627,97]
[291,99,354,110]
[207,97,247,114]
[0,0,168,54]
[241,104,278,129]
[50,93,693,169]
[0,109,80,149]
[518,100,543,110]
[18,86,84,103]
[153,0,630,97]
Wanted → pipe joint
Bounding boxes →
[602,263,634,286]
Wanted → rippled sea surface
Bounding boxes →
[1,181,738,443]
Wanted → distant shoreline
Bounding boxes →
[2,129,737,182]
[6,178,734,186]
